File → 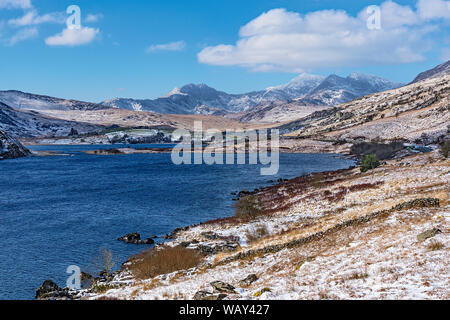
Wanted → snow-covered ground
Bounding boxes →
[80,150,449,300]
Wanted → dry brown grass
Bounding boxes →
[246,224,269,244]
[129,246,203,280]
[426,240,445,251]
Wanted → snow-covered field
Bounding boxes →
[80,150,449,300]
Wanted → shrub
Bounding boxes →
[92,248,116,281]
[439,140,449,158]
[129,246,203,280]
[234,195,263,220]
[360,154,380,173]
[427,240,444,251]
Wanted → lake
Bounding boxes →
[0,144,354,299]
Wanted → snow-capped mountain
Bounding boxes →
[411,60,450,84]
[101,73,401,114]
[0,90,107,112]
[298,73,404,106]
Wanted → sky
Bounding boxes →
[0,0,449,102]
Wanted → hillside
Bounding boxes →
[279,74,449,144]
[412,60,450,84]
[0,102,104,138]
[0,90,107,112]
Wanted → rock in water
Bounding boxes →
[117,232,155,245]
[0,130,30,160]
[35,280,72,300]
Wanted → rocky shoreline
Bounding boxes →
[33,145,449,300]
[0,130,31,160]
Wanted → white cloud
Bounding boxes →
[198,1,449,72]
[8,9,65,26]
[146,41,186,53]
[85,13,103,23]
[0,0,32,9]
[45,26,99,46]
[9,26,37,45]
[417,0,450,20]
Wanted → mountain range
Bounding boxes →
[0,61,448,139]
[100,73,403,115]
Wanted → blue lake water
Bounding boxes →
[0,145,354,300]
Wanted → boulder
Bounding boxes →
[239,274,258,286]
[200,231,219,241]
[210,281,236,294]
[418,228,442,242]
[198,243,239,255]
[117,232,155,245]
[193,290,227,301]
[35,280,72,300]
[0,130,31,160]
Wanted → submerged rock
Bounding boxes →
[117,233,155,245]
[0,130,30,160]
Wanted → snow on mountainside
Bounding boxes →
[0,102,103,137]
[298,73,403,106]
[279,74,450,143]
[101,73,399,115]
[0,90,107,112]
[411,60,450,84]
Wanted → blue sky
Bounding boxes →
[0,0,449,102]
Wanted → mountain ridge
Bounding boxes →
[101,72,402,115]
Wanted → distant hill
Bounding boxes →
[0,101,103,137]
[0,90,107,112]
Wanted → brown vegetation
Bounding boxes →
[129,246,203,280]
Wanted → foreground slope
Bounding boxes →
[76,150,449,300]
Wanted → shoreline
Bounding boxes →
[65,149,448,300]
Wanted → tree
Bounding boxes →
[93,248,116,281]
